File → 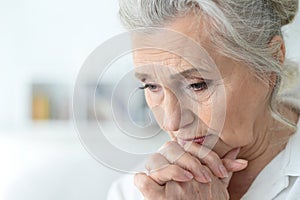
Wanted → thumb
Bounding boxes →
[223,148,241,160]
[222,148,248,172]
[223,158,248,172]
[221,148,248,187]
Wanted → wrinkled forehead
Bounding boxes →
[132,47,217,81]
[130,26,224,81]
[133,49,219,83]
[133,49,194,69]
[129,11,221,74]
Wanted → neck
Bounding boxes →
[228,104,299,200]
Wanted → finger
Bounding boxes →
[158,141,185,164]
[222,148,248,172]
[221,169,234,187]
[158,141,212,183]
[183,142,229,178]
[223,158,248,172]
[145,153,194,185]
[149,164,195,185]
[145,153,170,173]
[221,149,248,186]
[223,148,240,160]
[134,173,164,199]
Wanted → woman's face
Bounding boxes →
[133,14,272,157]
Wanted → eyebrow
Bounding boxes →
[134,67,209,81]
[134,72,151,82]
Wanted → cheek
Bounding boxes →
[219,82,269,146]
[226,81,269,126]
[144,90,163,108]
[200,93,228,140]
[188,86,222,128]
[220,97,256,146]
[144,91,164,126]
[195,102,212,127]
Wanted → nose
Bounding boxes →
[162,88,182,132]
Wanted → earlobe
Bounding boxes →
[269,35,286,65]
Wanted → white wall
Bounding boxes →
[0,1,127,199]
[0,0,123,128]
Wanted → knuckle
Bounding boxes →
[145,153,167,171]
[165,140,177,146]
[169,164,182,175]
[134,174,148,189]
[167,164,177,173]
[159,142,184,161]
[166,180,177,188]
[139,182,149,191]
[149,153,165,162]
[203,151,220,164]
[188,154,203,169]
[165,181,182,196]
[163,141,180,150]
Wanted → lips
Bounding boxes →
[192,136,207,145]
[177,136,207,146]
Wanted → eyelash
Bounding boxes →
[187,82,208,91]
[139,84,159,91]
[139,82,208,92]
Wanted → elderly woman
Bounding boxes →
[108,0,300,199]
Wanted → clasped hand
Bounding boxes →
[134,141,248,200]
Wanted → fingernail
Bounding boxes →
[203,170,212,182]
[195,173,209,183]
[219,165,229,178]
[184,171,194,179]
[234,159,248,165]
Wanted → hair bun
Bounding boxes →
[270,0,299,26]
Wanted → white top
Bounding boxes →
[107,118,300,200]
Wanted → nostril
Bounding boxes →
[162,117,180,132]
[162,109,181,132]
[163,110,195,132]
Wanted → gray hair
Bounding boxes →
[119,0,299,131]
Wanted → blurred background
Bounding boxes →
[0,0,299,200]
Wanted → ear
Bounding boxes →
[268,35,285,89]
[268,71,278,89]
[268,35,286,65]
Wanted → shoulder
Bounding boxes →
[107,174,143,200]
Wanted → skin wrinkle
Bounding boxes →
[119,0,299,199]
[132,12,299,199]
[136,54,215,140]
[121,1,299,133]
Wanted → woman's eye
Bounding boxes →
[187,82,208,91]
[139,84,161,92]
